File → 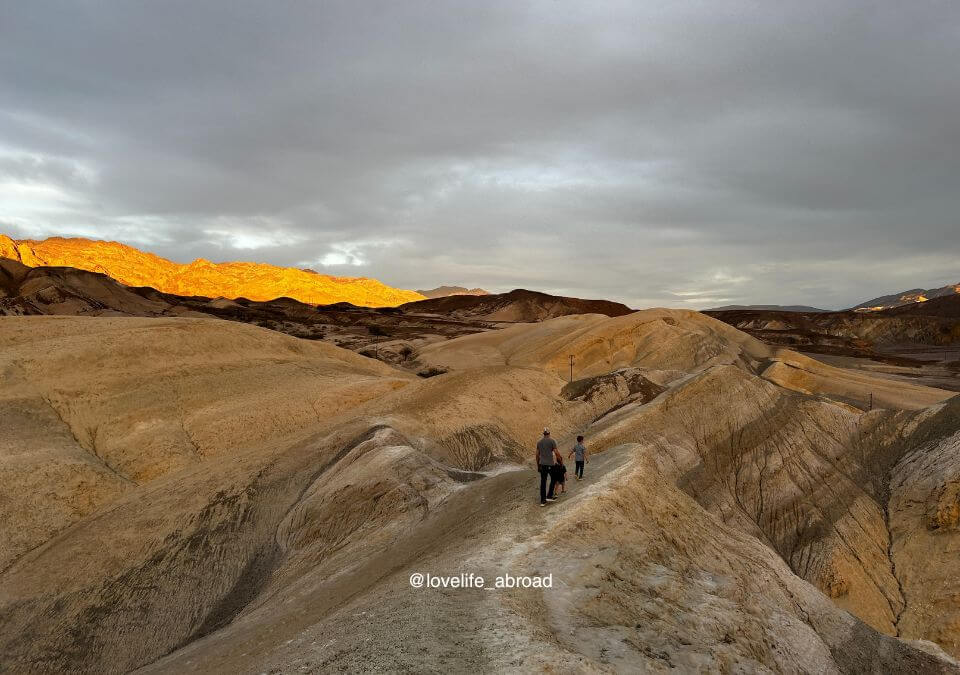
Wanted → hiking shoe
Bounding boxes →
[540,502,546,507]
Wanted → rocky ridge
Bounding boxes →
[0,234,425,307]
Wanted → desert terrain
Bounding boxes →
[707,296,960,395]
[5,0,959,671]
[0,257,636,366]
[2,305,960,673]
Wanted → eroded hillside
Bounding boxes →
[707,305,960,351]
[1,311,959,673]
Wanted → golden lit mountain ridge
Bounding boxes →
[0,235,425,307]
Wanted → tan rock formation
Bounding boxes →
[1,310,959,672]
[0,316,408,570]
[890,421,960,655]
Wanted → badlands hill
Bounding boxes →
[853,283,960,312]
[400,288,633,322]
[883,293,960,318]
[708,306,960,353]
[2,309,959,672]
[0,257,200,318]
[0,234,425,307]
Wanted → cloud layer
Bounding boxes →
[1,1,958,308]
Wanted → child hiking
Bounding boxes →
[568,435,588,480]
[551,455,567,495]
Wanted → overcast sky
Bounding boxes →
[1,1,958,309]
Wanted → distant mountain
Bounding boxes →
[414,285,490,299]
[0,234,425,307]
[880,293,960,319]
[0,258,494,350]
[707,304,829,313]
[706,300,960,354]
[400,288,633,322]
[852,283,960,312]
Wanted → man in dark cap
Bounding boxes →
[536,428,561,506]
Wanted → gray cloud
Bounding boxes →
[1,0,957,309]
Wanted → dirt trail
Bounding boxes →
[140,437,636,673]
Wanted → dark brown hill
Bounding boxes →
[706,305,960,366]
[0,258,179,317]
[851,283,959,311]
[399,288,634,321]
[881,293,960,318]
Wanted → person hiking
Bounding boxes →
[536,428,561,506]
[551,455,567,495]
[568,435,588,480]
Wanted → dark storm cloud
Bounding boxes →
[1,0,957,308]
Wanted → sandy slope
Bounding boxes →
[419,309,951,409]
[1,310,959,672]
[0,317,408,570]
